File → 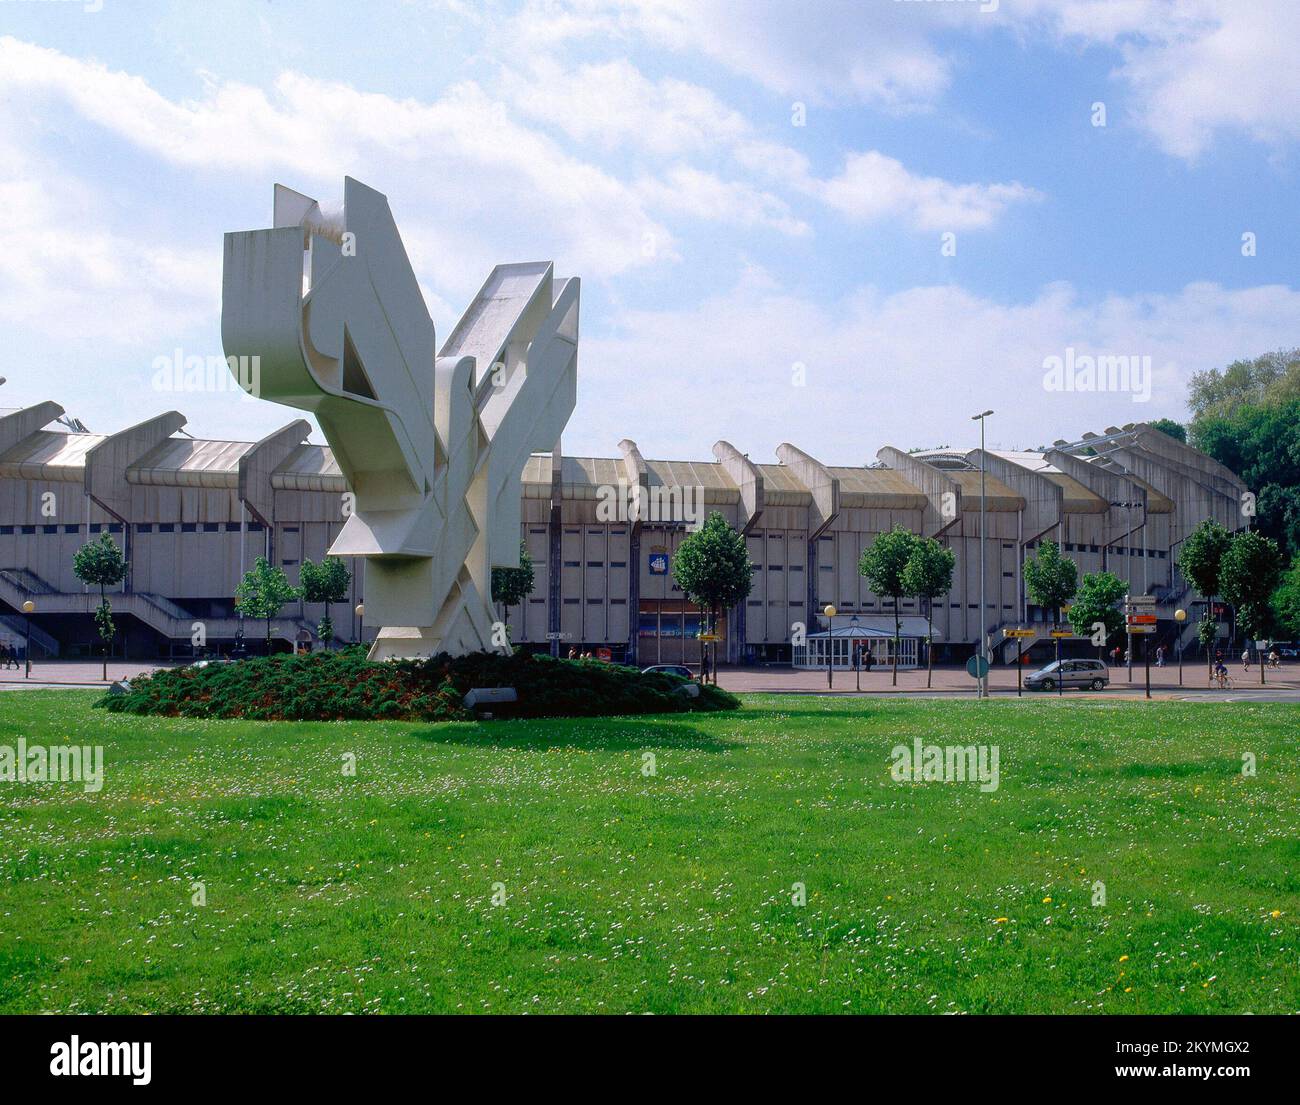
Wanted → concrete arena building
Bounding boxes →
[0,399,1247,667]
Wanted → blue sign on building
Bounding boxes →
[648,551,669,575]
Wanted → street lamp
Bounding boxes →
[21,599,34,679]
[851,613,860,692]
[823,604,836,690]
[355,603,365,647]
[971,410,994,698]
[1174,608,1186,686]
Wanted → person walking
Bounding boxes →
[1242,648,1251,672]
[1156,644,1166,668]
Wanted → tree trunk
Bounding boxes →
[926,607,934,689]
[100,582,107,683]
[323,600,330,650]
[892,596,900,687]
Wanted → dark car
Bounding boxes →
[1025,658,1109,692]
[641,664,694,679]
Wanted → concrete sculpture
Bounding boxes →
[221,177,579,658]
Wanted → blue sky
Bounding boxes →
[2,0,1299,463]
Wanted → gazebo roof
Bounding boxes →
[807,617,937,639]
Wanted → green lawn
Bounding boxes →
[1,691,1296,1014]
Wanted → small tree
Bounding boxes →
[1220,529,1284,684]
[1068,570,1128,656]
[1023,539,1078,677]
[672,512,753,683]
[236,556,299,654]
[859,525,920,686]
[1177,518,1233,682]
[900,535,954,688]
[491,541,535,641]
[299,556,352,647]
[72,531,128,682]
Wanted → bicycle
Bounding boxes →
[1213,670,1234,690]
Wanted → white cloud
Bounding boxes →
[509,0,964,111]
[813,150,1040,231]
[0,36,673,287]
[1015,0,1300,160]
[571,272,1300,460]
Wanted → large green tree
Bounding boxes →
[1068,570,1128,654]
[1148,418,1187,443]
[672,512,753,683]
[299,556,352,647]
[236,556,299,654]
[1188,348,1300,421]
[1220,530,1284,684]
[899,535,954,688]
[1271,555,1300,641]
[1023,540,1078,680]
[859,524,920,686]
[491,541,535,642]
[72,531,128,682]
[1177,518,1233,682]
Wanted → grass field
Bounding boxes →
[1,690,1296,1014]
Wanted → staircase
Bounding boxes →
[0,569,313,651]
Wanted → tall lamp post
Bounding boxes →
[22,599,34,679]
[355,603,365,648]
[823,604,836,690]
[971,410,994,698]
[1174,607,1186,686]
[851,613,860,692]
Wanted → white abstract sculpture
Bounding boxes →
[222,177,579,658]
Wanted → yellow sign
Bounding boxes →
[698,633,720,642]
[1049,630,1073,638]
[1004,628,1036,638]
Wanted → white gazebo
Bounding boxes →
[793,616,937,671]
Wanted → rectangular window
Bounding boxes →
[563,560,580,568]
[563,598,579,605]
[89,523,102,533]
[586,560,602,568]
[64,524,79,534]
[586,598,602,604]
[42,525,58,534]
[610,561,626,568]
[0,525,12,534]
[158,523,174,533]
[204,522,219,532]
[282,558,298,567]
[136,523,153,534]
[181,523,197,533]
[610,598,626,605]
[21,525,36,535]
[108,523,123,534]
[283,526,299,533]
[226,522,241,532]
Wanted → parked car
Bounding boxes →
[1025,658,1109,692]
[642,664,694,680]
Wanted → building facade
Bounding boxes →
[0,400,1247,666]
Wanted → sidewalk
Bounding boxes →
[716,661,1300,697]
[0,659,183,687]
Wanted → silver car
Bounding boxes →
[1025,659,1109,692]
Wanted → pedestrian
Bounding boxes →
[1156,645,1166,668]
[0,643,11,670]
[567,647,576,660]
[1268,648,1280,669]
[1242,648,1251,672]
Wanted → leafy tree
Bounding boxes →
[72,532,128,682]
[299,556,352,647]
[1148,418,1186,443]
[1023,539,1078,623]
[1188,348,1300,421]
[672,512,753,683]
[1068,570,1128,653]
[1271,555,1300,641]
[1191,399,1300,561]
[899,535,954,688]
[490,541,535,640]
[236,556,299,654]
[859,524,920,686]
[1023,540,1078,679]
[1220,529,1284,684]
[1177,518,1233,681]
